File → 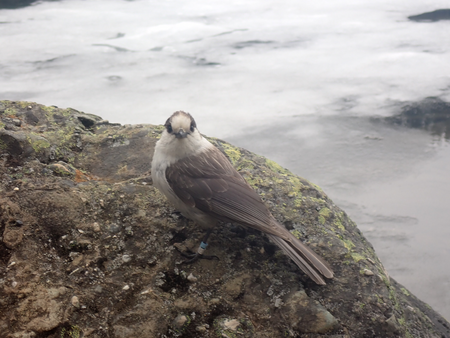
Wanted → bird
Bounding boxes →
[151,111,334,285]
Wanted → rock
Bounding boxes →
[364,268,374,276]
[92,222,101,232]
[187,273,198,282]
[3,226,24,249]
[71,296,80,308]
[213,316,254,338]
[383,97,450,139]
[408,9,450,22]
[0,101,449,338]
[171,314,190,333]
[47,161,76,177]
[281,290,339,333]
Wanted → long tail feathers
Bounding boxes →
[267,233,334,285]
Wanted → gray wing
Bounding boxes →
[165,147,287,238]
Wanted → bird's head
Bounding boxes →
[164,111,198,139]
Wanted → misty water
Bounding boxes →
[1,0,449,320]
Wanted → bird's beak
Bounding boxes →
[175,129,188,139]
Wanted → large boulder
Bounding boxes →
[0,100,449,338]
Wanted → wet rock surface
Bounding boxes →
[383,97,450,139]
[0,100,449,338]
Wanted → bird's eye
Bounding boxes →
[166,124,173,133]
[190,122,195,132]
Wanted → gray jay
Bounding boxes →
[151,111,334,285]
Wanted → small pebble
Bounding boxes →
[172,314,189,330]
[187,273,198,282]
[92,222,101,232]
[12,281,18,288]
[123,285,130,290]
[78,229,85,234]
[364,269,374,276]
[196,325,207,333]
[122,255,131,263]
[209,298,220,305]
[71,296,80,308]
[274,298,282,307]
[13,187,19,191]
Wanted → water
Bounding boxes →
[1,0,449,319]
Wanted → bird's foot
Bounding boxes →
[174,242,219,263]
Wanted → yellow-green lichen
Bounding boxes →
[265,158,288,175]
[307,196,326,206]
[27,136,51,153]
[221,143,242,165]
[333,218,345,231]
[4,107,17,116]
[288,176,305,193]
[293,197,302,208]
[318,207,331,225]
[236,158,255,171]
[40,104,60,117]
[351,252,365,262]
[342,238,355,251]
[291,229,303,240]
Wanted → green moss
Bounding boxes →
[400,287,410,297]
[375,294,384,304]
[388,286,399,309]
[380,273,391,288]
[60,325,83,338]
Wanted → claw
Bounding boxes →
[175,245,219,263]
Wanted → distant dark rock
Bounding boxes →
[0,0,59,10]
[384,97,450,138]
[408,9,450,22]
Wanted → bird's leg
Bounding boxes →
[177,228,219,263]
